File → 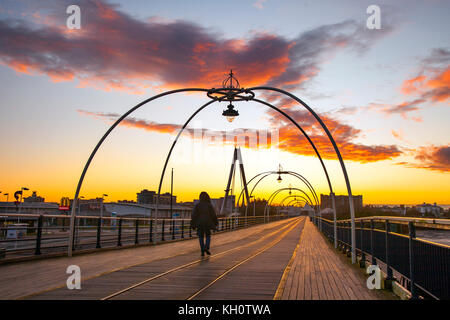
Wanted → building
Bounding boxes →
[320,194,363,216]
[136,189,176,205]
[137,189,156,204]
[23,191,45,203]
[414,203,443,217]
[193,195,235,215]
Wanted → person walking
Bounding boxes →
[191,191,218,256]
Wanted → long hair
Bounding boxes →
[199,191,211,203]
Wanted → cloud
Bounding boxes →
[253,0,267,10]
[373,48,450,119]
[0,0,393,94]
[266,108,402,163]
[78,107,403,163]
[77,109,279,148]
[398,145,450,173]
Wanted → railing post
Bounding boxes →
[34,215,43,255]
[161,219,165,241]
[172,219,175,240]
[385,220,394,288]
[149,219,153,242]
[135,219,139,245]
[360,220,366,268]
[370,219,376,265]
[181,219,185,238]
[96,218,101,249]
[408,222,417,299]
[117,218,122,246]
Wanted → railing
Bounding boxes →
[0,213,288,261]
[313,216,450,300]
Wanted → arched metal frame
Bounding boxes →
[250,87,355,262]
[153,94,338,247]
[240,171,319,219]
[68,83,354,263]
[237,170,319,209]
[280,194,310,207]
[266,187,313,207]
[287,198,306,206]
[264,187,313,221]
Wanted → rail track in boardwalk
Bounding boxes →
[101,217,304,300]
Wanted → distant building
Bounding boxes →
[320,194,363,216]
[136,189,176,205]
[118,200,136,204]
[137,189,156,204]
[414,203,442,217]
[23,191,45,203]
[194,195,235,215]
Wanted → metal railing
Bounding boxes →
[313,216,450,300]
[0,213,288,261]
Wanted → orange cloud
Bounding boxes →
[373,49,450,119]
[398,145,450,173]
[401,75,426,94]
[79,108,402,163]
[0,0,393,94]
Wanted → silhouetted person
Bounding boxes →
[191,192,218,256]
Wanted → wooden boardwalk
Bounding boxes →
[0,217,398,300]
[0,218,295,299]
[278,219,397,300]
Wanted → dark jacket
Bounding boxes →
[191,202,218,230]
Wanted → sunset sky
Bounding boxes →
[0,0,448,205]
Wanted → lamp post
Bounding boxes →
[18,187,29,216]
[100,194,108,225]
[4,193,8,202]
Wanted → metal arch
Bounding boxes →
[264,187,314,222]
[287,199,306,206]
[156,96,330,218]
[280,194,310,206]
[252,98,333,193]
[238,170,319,208]
[67,88,211,256]
[266,187,313,207]
[250,172,318,207]
[249,86,356,263]
[70,81,352,260]
[288,200,307,208]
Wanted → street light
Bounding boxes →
[277,164,283,183]
[18,187,29,216]
[100,194,108,224]
[4,193,9,202]
[222,102,239,122]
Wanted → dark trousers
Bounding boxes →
[197,228,211,252]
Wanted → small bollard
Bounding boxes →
[149,219,153,242]
[35,215,43,255]
[96,218,102,249]
[181,220,184,238]
[135,219,139,245]
[117,218,122,246]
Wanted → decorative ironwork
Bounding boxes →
[207,70,255,102]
